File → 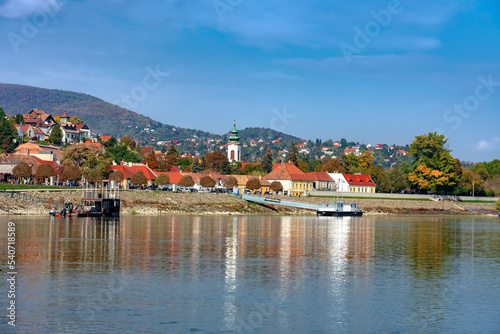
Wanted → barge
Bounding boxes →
[50,186,120,218]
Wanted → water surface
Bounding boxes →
[1,215,499,333]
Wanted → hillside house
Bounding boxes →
[328,173,376,193]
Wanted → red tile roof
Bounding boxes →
[100,135,112,142]
[305,172,333,182]
[109,164,157,180]
[265,163,311,181]
[61,112,70,118]
[343,174,376,187]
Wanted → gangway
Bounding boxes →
[242,194,319,210]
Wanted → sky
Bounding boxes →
[0,0,499,162]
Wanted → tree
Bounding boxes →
[62,165,82,183]
[179,175,194,187]
[242,163,261,175]
[296,159,309,173]
[224,176,237,190]
[190,158,206,173]
[246,178,262,193]
[200,176,216,188]
[270,181,283,193]
[357,151,374,173]
[261,147,273,173]
[62,144,102,168]
[35,163,55,184]
[409,132,460,192]
[166,144,179,166]
[321,158,345,173]
[109,170,124,185]
[206,151,227,171]
[388,164,410,193]
[0,107,17,153]
[155,174,170,186]
[369,166,391,193]
[131,171,147,186]
[104,137,117,148]
[69,116,84,124]
[12,161,32,180]
[15,114,24,124]
[288,142,299,166]
[87,169,103,184]
[48,125,63,145]
[219,160,232,174]
[120,136,136,149]
[144,152,159,170]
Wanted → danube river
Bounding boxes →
[1,215,499,333]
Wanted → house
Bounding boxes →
[14,143,63,162]
[328,173,376,193]
[230,175,270,194]
[264,163,313,196]
[76,124,91,139]
[333,141,341,148]
[375,144,383,150]
[108,163,158,188]
[396,149,407,156]
[305,172,335,191]
[60,123,82,143]
[344,148,360,156]
[23,109,56,126]
[15,124,35,139]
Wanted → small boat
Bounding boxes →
[317,200,363,217]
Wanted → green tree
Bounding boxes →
[87,169,103,184]
[219,160,232,174]
[369,166,391,193]
[288,142,299,166]
[167,144,179,166]
[48,125,63,145]
[15,114,24,124]
[261,147,273,174]
[296,159,309,173]
[0,107,17,153]
[388,164,410,193]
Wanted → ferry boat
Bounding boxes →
[50,185,120,218]
[316,200,363,217]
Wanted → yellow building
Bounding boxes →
[264,163,313,196]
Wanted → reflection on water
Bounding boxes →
[0,215,499,333]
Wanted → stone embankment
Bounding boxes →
[0,190,497,216]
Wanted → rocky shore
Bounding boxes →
[0,190,497,216]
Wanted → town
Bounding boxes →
[0,107,499,198]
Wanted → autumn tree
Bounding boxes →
[48,125,63,145]
[35,163,55,184]
[296,159,309,173]
[288,142,299,166]
[321,158,345,173]
[12,161,32,180]
[69,116,84,124]
[109,170,124,185]
[179,175,194,187]
[206,151,227,172]
[270,181,283,193]
[62,165,82,183]
[261,147,273,173]
[224,176,238,190]
[357,151,374,173]
[0,107,17,153]
[155,174,170,186]
[87,169,103,184]
[246,178,261,193]
[120,136,136,149]
[144,152,159,170]
[200,176,216,188]
[131,171,147,186]
[408,132,461,192]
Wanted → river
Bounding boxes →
[1,215,499,333]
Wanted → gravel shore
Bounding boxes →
[0,190,497,216]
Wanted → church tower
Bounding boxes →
[227,121,241,162]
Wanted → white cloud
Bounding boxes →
[476,137,500,152]
[0,0,63,18]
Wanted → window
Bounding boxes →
[230,150,235,160]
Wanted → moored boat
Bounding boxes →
[316,200,363,217]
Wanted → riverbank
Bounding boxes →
[0,190,497,216]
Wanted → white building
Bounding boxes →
[227,122,241,162]
[328,173,376,193]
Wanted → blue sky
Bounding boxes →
[1,0,499,162]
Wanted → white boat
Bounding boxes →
[316,200,363,216]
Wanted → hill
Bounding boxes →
[0,83,214,142]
